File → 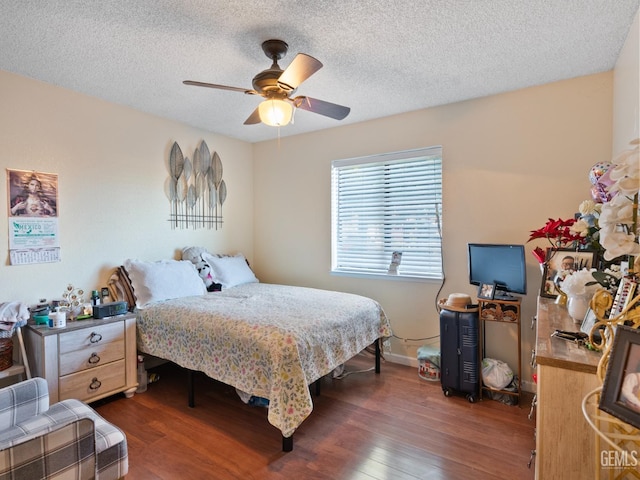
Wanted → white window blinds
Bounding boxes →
[331,147,443,279]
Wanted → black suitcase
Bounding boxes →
[440,308,479,403]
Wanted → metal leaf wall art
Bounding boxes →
[167,140,226,229]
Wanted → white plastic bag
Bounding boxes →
[482,358,513,389]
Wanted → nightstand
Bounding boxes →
[24,313,137,403]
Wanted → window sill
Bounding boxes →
[330,270,442,283]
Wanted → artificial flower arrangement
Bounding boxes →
[528,138,639,297]
[528,215,600,296]
[528,217,586,290]
[528,218,583,250]
[561,268,601,297]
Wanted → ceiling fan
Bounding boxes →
[183,39,350,127]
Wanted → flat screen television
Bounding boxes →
[468,243,527,300]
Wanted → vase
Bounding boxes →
[566,293,590,324]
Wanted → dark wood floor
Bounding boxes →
[94,355,536,480]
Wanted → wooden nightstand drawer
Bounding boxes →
[59,338,124,376]
[25,313,138,403]
[58,322,124,355]
[59,359,126,402]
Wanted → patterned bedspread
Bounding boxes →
[135,283,391,437]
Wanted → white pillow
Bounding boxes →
[202,253,259,288]
[123,259,207,308]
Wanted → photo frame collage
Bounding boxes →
[536,247,640,430]
[540,248,599,299]
[536,248,640,429]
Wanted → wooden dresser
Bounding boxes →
[24,313,138,403]
[534,297,602,479]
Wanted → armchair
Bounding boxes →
[0,377,127,479]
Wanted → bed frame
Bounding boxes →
[185,339,382,452]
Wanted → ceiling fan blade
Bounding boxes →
[183,80,258,95]
[277,53,323,91]
[293,96,350,121]
[243,107,261,125]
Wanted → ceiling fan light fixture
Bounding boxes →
[184,40,349,127]
[258,98,293,127]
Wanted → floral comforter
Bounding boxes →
[135,283,391,437]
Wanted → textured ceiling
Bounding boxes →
[0,1,638,143]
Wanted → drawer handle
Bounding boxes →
[88,352,101,364]
[530,349,537,367]
[89,332,103,343]
[89,378,102,390]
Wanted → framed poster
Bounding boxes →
[6,169,60,264]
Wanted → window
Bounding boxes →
[331,146,443,279]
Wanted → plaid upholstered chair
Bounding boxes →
[0,377,127,479]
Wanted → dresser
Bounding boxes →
[24,313,138,403]
[534,297,602,479]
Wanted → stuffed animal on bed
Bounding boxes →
[195,258,218,291]
[181,246,221,292]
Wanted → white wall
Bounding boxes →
[613,7,640,153]
[2,7,637,392]
[252,72,614,388]
[0,70,254,306]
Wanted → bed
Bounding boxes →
[111,252,391,451]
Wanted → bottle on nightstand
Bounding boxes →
[91,290,101,306]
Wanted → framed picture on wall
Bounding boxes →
[540,248,599,298]
[6,168,61,265]
[599,325,640,430]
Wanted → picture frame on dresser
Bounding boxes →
[599,325,640,430]
[580,308,607,347]
[478,282,495,300]
[540,248,599,298]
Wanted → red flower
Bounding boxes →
[527,218,584,247]
[531,246,547,264]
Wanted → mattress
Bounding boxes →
[135,282,391,437]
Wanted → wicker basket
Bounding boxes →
[0,338,13,371]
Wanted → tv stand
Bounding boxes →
[477,298,521,404]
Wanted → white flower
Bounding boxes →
[570,218,589,237]
[607,139,639,197]
[561,268,600,296]
[599,194,635,227]
[603,264,622,280]
[578,200,600,216]
[600,225,640,260]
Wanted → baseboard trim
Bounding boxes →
[520,380,536,394]
[383,352,536,394]
[384,352,418,368]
